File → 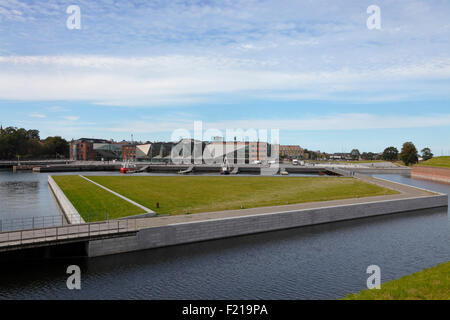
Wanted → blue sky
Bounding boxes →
[0,0,449,153]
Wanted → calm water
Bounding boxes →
[0,170,448,299]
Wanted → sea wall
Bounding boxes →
[412,166,450,184]
[88,194,448,257]
[48,176,85,224]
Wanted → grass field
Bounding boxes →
[344,262,450,300]
[54,175,398,218]
[418,156,450,169]
[53,175,145,221]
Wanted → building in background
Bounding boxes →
[70,138,109,161]
[122,144,137,161]
[279,145,308,160]
[71,137,278,164]
[71,138,129,161]
[204,140,277,164]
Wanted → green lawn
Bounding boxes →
[53,175,145,221]
[59,175,399,216]
[418,156,450,169]
[344,262,450,300]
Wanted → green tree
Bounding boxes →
[0,126,69,160]
[382,146,399,161]
[421,147,433,161]
[350,149,361,160]
[42,136,70,158]
[362,152,376,160]
[400,142,419,166]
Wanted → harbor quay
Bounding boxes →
[12,160,412,175]
[0,172,446,260]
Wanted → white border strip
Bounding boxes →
[167,194,448,227]
[79,175,155,215]
[48,176,85,224]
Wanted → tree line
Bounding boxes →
[333,142,432,166]
[381,142,433,166]
[0,126,69,160]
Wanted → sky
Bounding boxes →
[0,0,449,154]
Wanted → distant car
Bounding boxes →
[268,160,276,164]
[252,160,262,164]
[292,159,299,165]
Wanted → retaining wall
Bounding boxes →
[48,176,85,224]
[412,166,450,184]
[88,194,447,257]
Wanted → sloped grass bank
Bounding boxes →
[344,262,450,300]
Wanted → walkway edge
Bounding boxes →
[88,193,448,257]
[79,175,155,215]
[48,176,85,224]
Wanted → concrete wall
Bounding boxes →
[412,166,450,184]
[349,167,411,175]
[48,176,85,224]
[88,194,447,257]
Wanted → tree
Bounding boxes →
[0,126,69,160]
[421,147,433,161]
[362,152,376,160]
[42,136,70,158]
[350,149,360,160]
[400,142,419,166]
[382,146,399,161]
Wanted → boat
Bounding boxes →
[120,160,137,174]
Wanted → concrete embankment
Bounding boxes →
[35,164,121,172]
[87,178,448,257]
[412,166,450,184]
[48,176,85,224]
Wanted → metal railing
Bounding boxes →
[0,217,139,249]
[0,215,65,232]
[0,213,119,232]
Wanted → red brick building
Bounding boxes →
[70,138,109,161]
[122,144,137,161]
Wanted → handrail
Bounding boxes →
[0,212,115,232]
[0,218,138,248]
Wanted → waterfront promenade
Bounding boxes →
[0,174,446,257]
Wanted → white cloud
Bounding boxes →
[64,113,450,135]
[63,116,80,121]
[29,112,46,118]
[46,106,69,112]
[0,55,449,106]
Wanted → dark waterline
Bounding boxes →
[0,171,448,300]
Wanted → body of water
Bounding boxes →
[0,170,448,299]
